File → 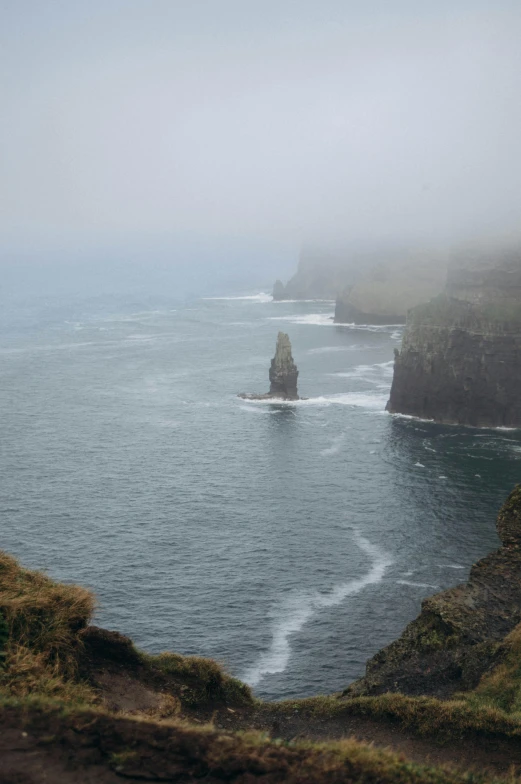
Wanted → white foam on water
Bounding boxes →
[238,392,388,410]
[320,433,346,456]
[331,361,394,384]
[267,313,335,326]
[439,475,448,479]
[308,345,374,354]
[203,293,273,303]
[238,405,277,415]
[391,412,435,423]
[272,299,335,304]
[396,580,440,589]
[242,532,392,688]
[439,564,465,569]
[414,462,426,468]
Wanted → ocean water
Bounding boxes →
[1,291,521,700]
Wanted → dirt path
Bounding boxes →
[2,702,521,783]
[211,705,521,777]
[89,665,521,779]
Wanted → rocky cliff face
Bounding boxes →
[387,249,521,427]
[239,332,299,400]
[346,486,521,699]
[269,332,299,398]
[334,260,445,324]
[273,248,359,301]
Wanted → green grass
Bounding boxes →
[265,690,521,743]
[139,650,254,708]
[408,295,521,331]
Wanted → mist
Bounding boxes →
[2,0,521,277]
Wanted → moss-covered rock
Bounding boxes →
[346,489,521,699]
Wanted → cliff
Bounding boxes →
[334,260,445,324]
[346,486,521,700]
[273,248,359,300]
[387,248,521,427]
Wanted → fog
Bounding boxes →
[2,1,521,274]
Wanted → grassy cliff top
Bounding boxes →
[408,295,521,330]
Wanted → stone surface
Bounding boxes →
[387,250,521,427]
[239,332,299,400]
[345,487,521,699]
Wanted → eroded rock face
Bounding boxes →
[346,487,521,699]
[387,249,521,427]
[239,332,299,400]
[269,332,299,398]
[272,248,359,301]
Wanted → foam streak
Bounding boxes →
[242,532,392,688]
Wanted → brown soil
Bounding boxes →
[87,662,521,779]
[0,702,512,784]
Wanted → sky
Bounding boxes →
[1,0,521,273]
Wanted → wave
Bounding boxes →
[307,344,376,354]
[391,412,435,423]
[331,361,394,383]
[267,313,335,326]
[203,293,273,303]
[239,392,388,410]
[242,532,392,688]
[268,314,405,335]
[396,580,440,589]
[320,432,346,456]
[272,299,335,304]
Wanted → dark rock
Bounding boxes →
[80,625,142,666]
[387,248,521,427]
[239,332,299,400]
[345,487,521,699]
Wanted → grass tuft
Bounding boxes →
[140,651,254,708]
[0,550,97,703]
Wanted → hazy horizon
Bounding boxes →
[2,1,521,283]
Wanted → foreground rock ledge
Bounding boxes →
[239,331,300,401]
[346,485,521,699]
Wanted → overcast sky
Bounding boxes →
[2,0,521,260]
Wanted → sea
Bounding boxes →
[2,289,521,700]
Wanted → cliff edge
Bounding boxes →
[387,246,521,427]
[346,486,521,699]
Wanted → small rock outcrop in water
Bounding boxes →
[346,486,521,699]
[239,332,299,400]
[387,246,521,426]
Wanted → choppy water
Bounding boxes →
[1,291,521,700]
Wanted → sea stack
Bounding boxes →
[239,332,299,400]
[269,332,299,399]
